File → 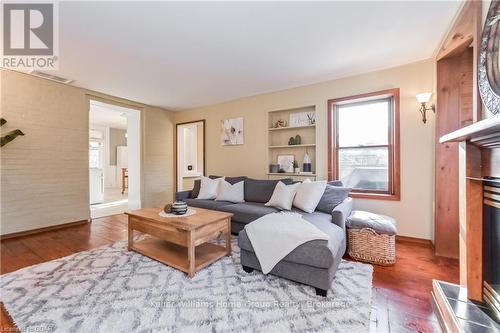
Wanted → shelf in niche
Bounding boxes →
[268,144,316,149]
[268,125,316,131]
[268,106,317,181]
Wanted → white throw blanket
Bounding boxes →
[244,212,329,274]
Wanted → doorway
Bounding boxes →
[89,99,141,218]
[176,120,205,191]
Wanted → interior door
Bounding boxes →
[89,140,104,204]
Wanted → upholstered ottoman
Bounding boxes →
[346,211,397,266]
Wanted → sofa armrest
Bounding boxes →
[176,190,192,201]
[331,197,353,230]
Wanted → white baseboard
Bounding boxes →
[90,200,128,219]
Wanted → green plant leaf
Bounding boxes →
[1,129,25,147]
[0,118,6,127]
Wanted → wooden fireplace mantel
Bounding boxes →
[440,114,500,147]
[439,114,500,302]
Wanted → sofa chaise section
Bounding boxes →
[237,198,352,296]
[217,202,280,234]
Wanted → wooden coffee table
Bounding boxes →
[125,207,233,277]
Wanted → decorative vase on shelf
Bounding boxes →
[295,135,301,145]
[294,168,300,173]
[303,153,312,173]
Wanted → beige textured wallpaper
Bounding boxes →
[0,70,174,235]
[175,59,436,240]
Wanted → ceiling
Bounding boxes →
[54,1,461,110]
[89,101,128,129]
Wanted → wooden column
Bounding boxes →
[458,143,483,300]
[435,49,474,258]
[434,0,482,258]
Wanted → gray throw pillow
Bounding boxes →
[328,180,343,187]
[191,179,202,198]
[316,185,351,214]
[209,175,247,185]
[244,178,293,203]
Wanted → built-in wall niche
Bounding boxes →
[267,105,317,180]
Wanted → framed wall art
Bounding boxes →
[221,117,244,145]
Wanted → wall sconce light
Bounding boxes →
[416,92,435,124]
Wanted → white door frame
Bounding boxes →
[176,120,204,191]
[89,99,142,212]
[126,108,141,209]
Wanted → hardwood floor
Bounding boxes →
[0,214,458,332]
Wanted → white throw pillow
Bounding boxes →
[216,180,245,203]
[265,181,300,210]
[197,176,224,200]
[293,180,327,213]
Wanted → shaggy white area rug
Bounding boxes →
[0,238,373,333]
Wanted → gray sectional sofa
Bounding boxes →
[175,176,353,296]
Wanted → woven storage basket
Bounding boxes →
[347,228,396,266]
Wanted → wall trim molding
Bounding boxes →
[0,219,91,240]
[396,235,434,248]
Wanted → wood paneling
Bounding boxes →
[434,0,483,259]
[436,0,482,121]
[0,214,459,333]
[457,143,484,301]
[435,48,474,258]
[437,1,481,62]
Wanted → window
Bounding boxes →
[89,141,103,169]
[328,89,400,200]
